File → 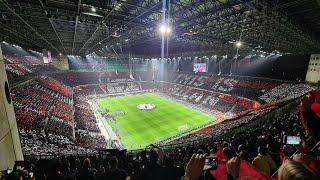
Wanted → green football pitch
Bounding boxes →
[97,93,214,150]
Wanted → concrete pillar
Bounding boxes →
[0,45,24,171]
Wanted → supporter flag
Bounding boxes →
[210,144,228,180]
[311,91,320,117]
[312,102,320,117]
[239,161,271,180]
[306,157,320,173]
[300,90,320,139]
[210,144,271,180]
[311,91,320,102]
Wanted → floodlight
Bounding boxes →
[91,6,96,12]
[236,41,242,47]
[159,24,172,35]
[159,25,166,34]
[166,26,172,33]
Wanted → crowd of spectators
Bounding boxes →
[11,76,121,155]
[73,94,107,150]
[156,82,255,115]
[75,131,107,150]
[3,55,60,82]
[168,72,314,104]
[49,71,134,87]
[73,81,142,96]
[159,109,272,147]
[74,96,100,132]
[259,83,314,103]
[2,91,320,180]
[5,64,32,76]
[35,76,73,97]
[19,129,97,156]
[12,81,73,130]
[4,55,43,64]
[106,82,141,94]
[11,78,76,155]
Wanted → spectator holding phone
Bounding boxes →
[182,154,205,180]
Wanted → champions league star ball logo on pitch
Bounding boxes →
[137,103,156,110]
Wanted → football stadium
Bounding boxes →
[1,0,320,180]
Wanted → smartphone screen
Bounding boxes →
[203,156,218,170]
[286,136,301,145]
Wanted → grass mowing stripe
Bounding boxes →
[97,93,215,150]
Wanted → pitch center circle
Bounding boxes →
[137,103,156,110]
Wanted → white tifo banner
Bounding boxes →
[305,54,320,83]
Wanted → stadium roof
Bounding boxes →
[0,0,320,56]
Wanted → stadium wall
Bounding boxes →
[305,54,320,83]
[0,46,24,170]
